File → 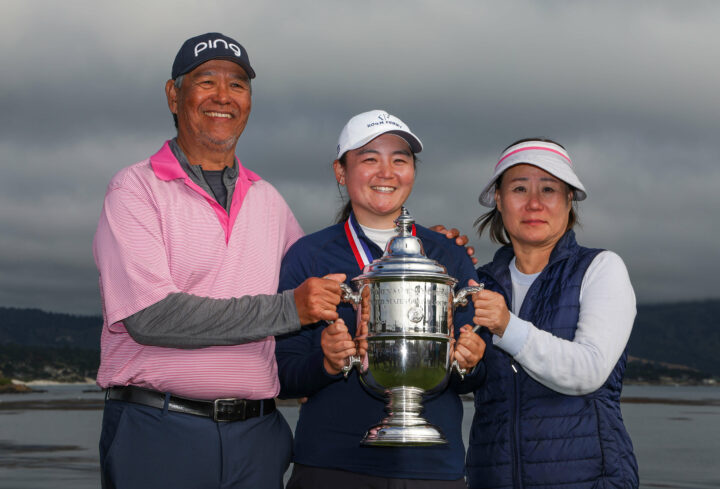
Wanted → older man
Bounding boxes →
[93,32,344,489]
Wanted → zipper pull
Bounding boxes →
[511,361,518,374]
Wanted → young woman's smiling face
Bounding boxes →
[334,134,415,229]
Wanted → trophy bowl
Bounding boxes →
[341,207,482,446]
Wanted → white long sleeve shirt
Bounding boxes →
[492,251,636,395]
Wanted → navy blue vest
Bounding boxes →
[466,231,638,489]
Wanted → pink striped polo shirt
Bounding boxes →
[93,141,303,399]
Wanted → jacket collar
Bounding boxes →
[482,230,579,293]
[346,211,385,259]
[150,140,261,184]
[148,140,262,244]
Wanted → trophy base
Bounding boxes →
[361,420,447,446]
[360,386,448,446]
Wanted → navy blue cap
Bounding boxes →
[171,32,255,79]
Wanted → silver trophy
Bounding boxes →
[340,207,483,446]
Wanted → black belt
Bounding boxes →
[106,386,276,422]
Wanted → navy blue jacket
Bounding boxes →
[466,231,638,489]
[276,218,483,480]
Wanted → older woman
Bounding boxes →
[275,110,486,488]
[466,139,638,489]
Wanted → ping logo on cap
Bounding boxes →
[194,38,242,58]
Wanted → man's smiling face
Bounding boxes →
[167,59,252,155]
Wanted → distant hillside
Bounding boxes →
[629,299,720,376]
[0,307,101,350]
[0,307,102,383]
[0,343,99,383]
[0,300,719,382]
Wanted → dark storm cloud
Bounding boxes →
[1,1,718,313]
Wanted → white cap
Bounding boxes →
[336,110,423,159]
[478,140,587,207]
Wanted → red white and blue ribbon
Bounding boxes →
[344,212,416,271]
[344,213,374,271]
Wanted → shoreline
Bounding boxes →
[1,396,719,410]
[13,378,97,386]
[7,378,718,388]
[2,391,719,411]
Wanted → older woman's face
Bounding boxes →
[334,134,415,229]
[495,164,573,250]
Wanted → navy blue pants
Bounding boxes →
[287,464,468,489]
[99,399,292,489]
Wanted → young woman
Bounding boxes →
[275,110,486,488]
[467,139,638,489]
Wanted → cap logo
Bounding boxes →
[194,38,242,58]
[366,113,402,129]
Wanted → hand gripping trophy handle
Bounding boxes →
[336,207,487,446]
[450,284,485,380]
[338,283,363,378]
[338,282,484,379]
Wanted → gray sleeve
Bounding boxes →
[123,289,301,349]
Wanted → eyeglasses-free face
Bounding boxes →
[334,133,416,229]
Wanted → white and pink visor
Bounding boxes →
[478,140,587,207]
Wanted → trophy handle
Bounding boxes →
[342,350,364,378]
[452,359,467,381]
[451,283,484,380]
[339,283,361,306]
[453,284,484,307]
[336,283,363,378]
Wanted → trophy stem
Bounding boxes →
[360,387,447,446]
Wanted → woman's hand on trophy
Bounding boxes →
[454,324,486,369]
[321,318,358,375]
[294,273,346,325]
[472,288,511,337]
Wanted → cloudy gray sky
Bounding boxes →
[1,1,719,315]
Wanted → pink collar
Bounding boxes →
[149,140,262,243]
[150,140,261,183]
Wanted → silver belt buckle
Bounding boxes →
[213,397,244,422]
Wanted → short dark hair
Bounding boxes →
[171,75,185,129]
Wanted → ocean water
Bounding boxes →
[0,384,718,488]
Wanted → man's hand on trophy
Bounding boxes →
[321,318,358,375]
[294,273,346,325]
[429,224,478,265]
[453,325,486,370]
